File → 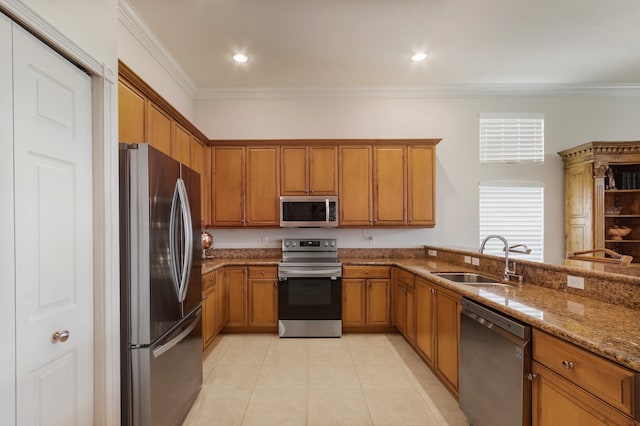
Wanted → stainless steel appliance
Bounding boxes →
[459,298,532,426]
[280,196,339,227]
[277,238,342,337]
[119,143,202,426]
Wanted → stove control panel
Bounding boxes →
[282,238,337,251]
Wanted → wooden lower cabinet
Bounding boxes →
[247,267,278,327]
[413,276,460,396]
[201,271,218,350]
[532,362,636,426]
[392,267,415,344]
[342,266,390,328]
[226,267,247,327]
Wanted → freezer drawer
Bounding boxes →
[128,307,202,426]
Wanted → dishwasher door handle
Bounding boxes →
[461,308,530,348]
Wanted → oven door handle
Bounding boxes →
[278,269,342,279]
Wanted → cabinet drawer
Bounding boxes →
[342,266,390,279]
[202,271,217,290]
[248,266,277,279]
[394,268,415,289]
[533,329,638,417]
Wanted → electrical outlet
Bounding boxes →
[464,256,472,264]
[428,249,437,257]
[471,257,480,266]
[567,275,585,290]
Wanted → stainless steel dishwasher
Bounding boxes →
[459,298,532,426]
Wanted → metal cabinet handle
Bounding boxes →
[261,271,265,275]
[52,330,70,343]
[527,373,537,381]
[562,360,574,370]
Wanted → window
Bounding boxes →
[479,183,544,262]
[479,113,544,163]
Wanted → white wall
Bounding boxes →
[195,95,640,264]
[118,18,194,120]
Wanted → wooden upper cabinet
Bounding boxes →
[190,138,211,226]
[246,146,280,226]
[212,147,245,226]
[374,146,406,225]
[118,79,146,143]
[309,146,338,195]
[407,145,436,227]
[281,145,337,195]
[147,103,172,156]
[339,146,372,226]
[280,146,308,195]
[172,123,191,167]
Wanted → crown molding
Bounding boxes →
[118,0,196,97]
[194,84,640,101]
[0,0,103,76]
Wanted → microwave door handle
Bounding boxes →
[325,198,329,222]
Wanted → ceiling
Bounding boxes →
[126,0,640,91]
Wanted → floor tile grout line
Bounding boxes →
[347,334,376,426]
[239,334,271,426]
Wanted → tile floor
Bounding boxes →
[183,333,468,426]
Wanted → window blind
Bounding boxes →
[479,113,544,163]
[479,184,544,262]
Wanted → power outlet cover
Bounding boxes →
[464,256,472,264]
[471,257,480,266]
[428,249,437,257]
[567,275,585,290]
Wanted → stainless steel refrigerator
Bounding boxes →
[119,143,202,426]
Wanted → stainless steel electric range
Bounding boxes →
[277,238,342,337]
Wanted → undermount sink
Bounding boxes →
[431,272,510,287]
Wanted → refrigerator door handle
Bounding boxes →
[152,307,201,358]
[169,181,182,298]
[176,178,193,303]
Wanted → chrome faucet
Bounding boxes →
[479,235,522,282]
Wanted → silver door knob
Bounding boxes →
[52,330,70,343]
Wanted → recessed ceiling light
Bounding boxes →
[411,52,427,62]
[232,53,249,63]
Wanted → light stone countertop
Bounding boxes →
[202,256,640,372]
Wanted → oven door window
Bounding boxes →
[278,277,341,320]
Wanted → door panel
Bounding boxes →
[309,146,338,195]
[374,146,406,225]
[12,23,93,425]
[0,14,14,426]
[212,147,244,226]
[339,146,372,225]
[281,146,308,195]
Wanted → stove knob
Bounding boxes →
[284,241,290,247]
[324,241,329,247]
[292,242,297,247]
[330,241,335,247]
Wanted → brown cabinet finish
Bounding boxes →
[202,273,217,350]
[280,146,308,195]
[216,268,226,330]
[435,286,460,395]
[212,147,245,226]
[118,79,146,144]
[393,267,415,344]
[190,139,211,226]
[342,266,390,328]
[339,146,373,226]
[225,267,247,327]
[532,362,636,426]
[374,146,406,225]
[342,279,366,327]
[172,123,192,167]
[407,145,436,226]
[366,279,391,326]
[147,103,173,156]
[309,146,338,195]
[415,277,436,367]
[246,146,280,226]
[247,266,278,327]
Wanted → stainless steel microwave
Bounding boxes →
[280,196,339,227]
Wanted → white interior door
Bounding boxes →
[0,13,16,426]
[12,23,94,425]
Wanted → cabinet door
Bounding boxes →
[248,279,278,327]
[374,146,406,225]
[202,285,216,350]
[405,286,415,344]
[281,146,308,195]
[339,146,372,226]
[147,103,172,156]
[309,146,338,195]
[395,284,407,335]
[565,163,595,254]
[342,279,365,327]
[407,145,435,226]
[532,362,635,426]
[225,267,246,327]
[246,146,280,226]
[172,123,191,166]
[366,279,390,326]
[435,286,460,394]
[190,139,211,226]
[212,147,245,226]
[215,268,226,331]
[415,278,435,367]
[118,79,146,144]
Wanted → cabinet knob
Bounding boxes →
[562,360,574,370]
[261,271,265,276]
[365,271,369,275]
[527,373,537,381]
